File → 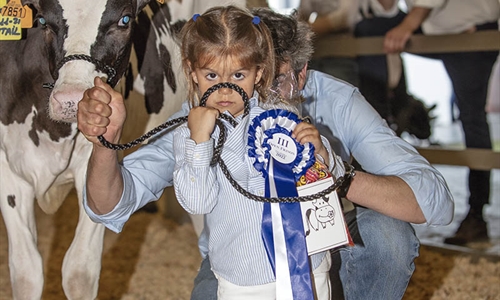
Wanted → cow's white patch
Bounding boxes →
[48,0,109,122]
[60,0,107,55]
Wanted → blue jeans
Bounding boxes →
[190,206,419,300]
[330,207,419,299]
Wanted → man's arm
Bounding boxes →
[85,147,123,214]
[304,71,454,225]
[78,77,126,215]
[384,6,431,53]
[346,172,425,223]
[339,87,453,225]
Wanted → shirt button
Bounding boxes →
[191,177,195,182]
[194,154,201,159]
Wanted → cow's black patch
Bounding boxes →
[133,2,183,115]
[0,0,73,143]
[7,195,16,208]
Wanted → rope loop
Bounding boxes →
[43,54,118,89]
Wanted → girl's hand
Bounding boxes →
[292,122,329,166]
[188,106,219,143]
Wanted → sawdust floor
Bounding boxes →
[1,188,499,300]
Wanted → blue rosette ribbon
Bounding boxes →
[248,109,316,299]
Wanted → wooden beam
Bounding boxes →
[416,147,500,171]
[313,30,500,58]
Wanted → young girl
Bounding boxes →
[173,5,337,299]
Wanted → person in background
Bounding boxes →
[382,0,499,245]
[298,0,433,140]
[301,0,498,245]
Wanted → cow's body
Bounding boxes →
[0,0,149,298]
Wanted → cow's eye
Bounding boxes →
[118,15,131,27]
[37,16,47,28]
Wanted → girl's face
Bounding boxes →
[191,55,263,117]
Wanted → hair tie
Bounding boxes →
[252,16,260,25]
[193,14,200,21]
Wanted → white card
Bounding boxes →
[298,177,350,255]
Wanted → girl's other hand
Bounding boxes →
[292,122,329,165]
[188,106,220,143]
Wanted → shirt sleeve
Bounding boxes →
[172,125,220,215]
[366,0,401,18]
[411,0,445,9]
[320,135,346,179]
[338,88,454,225]
[82,101,191,233]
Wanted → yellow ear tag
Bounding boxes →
[0,0,33,33]
[0,13,22,40]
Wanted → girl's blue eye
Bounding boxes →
[119,15,131,27]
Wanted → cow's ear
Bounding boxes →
[136,0,152,13]
[21,0,40,11]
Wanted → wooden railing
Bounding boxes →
[314,30,500,170]
[416,147,500,171]
[313,30,500,57]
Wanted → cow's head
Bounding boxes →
[22,0,151,122]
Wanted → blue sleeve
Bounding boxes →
[306,71,454,226]
[172,125,219,214]
[340,89,454,226]
[83,101,191,232]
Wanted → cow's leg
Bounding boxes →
[0,152,44,300]
[61,201,105,299]
[61,137,105,300]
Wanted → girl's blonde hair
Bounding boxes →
[180,5,275,107]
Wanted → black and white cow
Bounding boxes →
[0,0,150,298]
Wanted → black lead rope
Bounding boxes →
[97,82,247,167]
[43,54,120,89]
[97,82,348,203]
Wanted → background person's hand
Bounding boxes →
[384,24,413,53]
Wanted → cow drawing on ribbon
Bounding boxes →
[0,0,150,298]
[305,195,336,237]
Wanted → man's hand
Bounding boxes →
[77,77,126,147]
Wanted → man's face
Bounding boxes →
[274,62,307,101]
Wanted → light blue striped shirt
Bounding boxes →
[172,97,336,286]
